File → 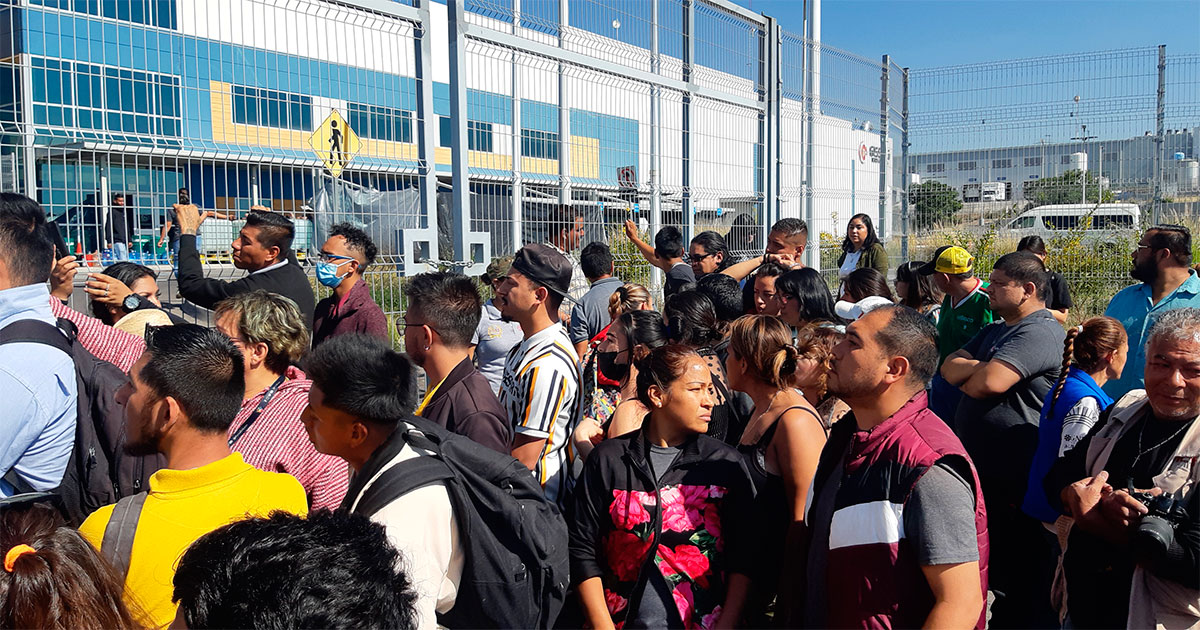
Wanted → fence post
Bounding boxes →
[681,0,694,243]
[879,55,890,242]
[763,18,781,242]
[510,0,523,252]
[557,0,571,208]
[1154,44,1166,224]
[649,0,663,291]
[447,0,471,266]
[901,66,910,264]
[416,0,441,265]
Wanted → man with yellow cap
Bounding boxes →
[919,245,994,420]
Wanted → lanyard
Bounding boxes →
[228,375,286,448]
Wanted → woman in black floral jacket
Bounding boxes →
[570,344,757,629]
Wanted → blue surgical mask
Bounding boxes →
[316,260,350,288]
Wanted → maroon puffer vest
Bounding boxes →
[809,391,990,629]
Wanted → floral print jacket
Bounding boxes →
[569,428,757,629]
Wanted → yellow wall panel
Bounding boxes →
[570,136,600,179]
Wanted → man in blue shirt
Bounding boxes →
[1104,224,1200,399]
[0,194,77,496]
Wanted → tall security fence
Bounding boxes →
[2,0,1195,330]
[907,47,1200,321]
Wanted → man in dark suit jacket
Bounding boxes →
[175,205,315,327]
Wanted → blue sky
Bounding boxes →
[734,0,1200,69]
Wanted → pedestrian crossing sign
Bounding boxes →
[309,110,361,178]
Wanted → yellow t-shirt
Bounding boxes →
[79,452,309,629]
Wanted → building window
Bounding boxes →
[1062,155,1073,164]
[468,121,493,152]
[347,103,412,143]
[992,158,1012,169]
[1103,152,1119,164]
[30,57,179,138]
[522,129,559,160]
[33,0,178,30]
[926,163,944,173]
[438,116,451,147]
[232,86,312,131]
[958,161,976,171]
[1024,156,1042,167]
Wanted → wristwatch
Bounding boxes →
[122,294,141,313]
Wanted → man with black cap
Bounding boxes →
[495,244,581,504]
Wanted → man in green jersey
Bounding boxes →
[919,245,994,421]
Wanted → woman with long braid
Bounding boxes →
[1022,316,1128,525]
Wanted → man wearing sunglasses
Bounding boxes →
[1104,225,1200,398]
[312,223,388,348]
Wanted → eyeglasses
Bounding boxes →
[396,319,440,335]
[317,252,355,264]
[684,252,715,264]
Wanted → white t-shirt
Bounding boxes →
[499,322,580,503]
[349,434,464,630]
[839,249,862,279]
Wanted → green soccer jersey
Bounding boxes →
[937,279,994,362]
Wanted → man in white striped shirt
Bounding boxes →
[495,244,581,504]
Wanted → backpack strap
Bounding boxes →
[353,457,455,518]
[0,319,73,356]
[101,491,147,578]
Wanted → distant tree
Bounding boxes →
[1025,170,1114,206]
[910,180,963,230]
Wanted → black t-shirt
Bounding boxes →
[1044,270,1074,311]
[166,206,180,241]
[109,205,135,243]
[664,262,695,299]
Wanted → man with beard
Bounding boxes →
[795,306,987,629]
[1103,225,1200,399]
[404,271,511,454]
[941,251,1065,628]
[496,244,581,504]
[79,324,308,629]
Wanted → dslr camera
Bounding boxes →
[1129,490,1188,557]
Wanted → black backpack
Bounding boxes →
[345,416,570,629]
[0,318,161,526]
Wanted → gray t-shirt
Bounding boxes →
[953,309,1064,495]
[569,276,624,344]
[472,300,524,396]
[627,442,684,630]
[904,460,980,566]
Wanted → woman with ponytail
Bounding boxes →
[0,503,143,628]
[578,283,654,432]
[725,314,827,623]
[1022,316,1128,524]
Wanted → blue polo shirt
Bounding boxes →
[0,284,78,496]
[1103,270,1200,399]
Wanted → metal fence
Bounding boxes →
[907,47,1200,321]
[3,0,1197,333]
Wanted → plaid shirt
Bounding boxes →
[49,298,145,373]
[229,366,349,510]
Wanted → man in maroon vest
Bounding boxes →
[796,305,989,629]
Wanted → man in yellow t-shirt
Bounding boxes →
[79,324,308,629]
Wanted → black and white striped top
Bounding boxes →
[498,322,580,503]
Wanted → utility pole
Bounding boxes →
[1072,123,1097,203]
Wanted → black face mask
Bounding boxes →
[595,350,630,383]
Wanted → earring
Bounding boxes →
[424,346,430,351]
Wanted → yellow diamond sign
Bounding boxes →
[309,110,361,178]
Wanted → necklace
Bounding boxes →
[1127,413,1194,489]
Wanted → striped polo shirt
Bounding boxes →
[499,321,580,503]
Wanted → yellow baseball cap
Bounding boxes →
[918,246,974,275]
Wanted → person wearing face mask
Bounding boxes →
[572,310,668,463]
[312,223,388,347]
[578,284,653,432]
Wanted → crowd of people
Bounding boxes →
[0,194,1197,629]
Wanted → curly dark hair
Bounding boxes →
[173,509,419,629]
[330,222,379,268]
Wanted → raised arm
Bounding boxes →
[624,220,671,272]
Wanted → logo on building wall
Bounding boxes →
[310,110,362,178]
[858,143,882,165]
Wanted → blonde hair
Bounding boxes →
[793,323,844,402]
[727,314,800,389]
[215,290,310,374]
[608,283,652,320]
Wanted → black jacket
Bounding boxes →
[569,428,757,626]
[417,357,512,454]
[176,234,316,327]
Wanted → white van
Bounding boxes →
[1004,203,1140,242]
